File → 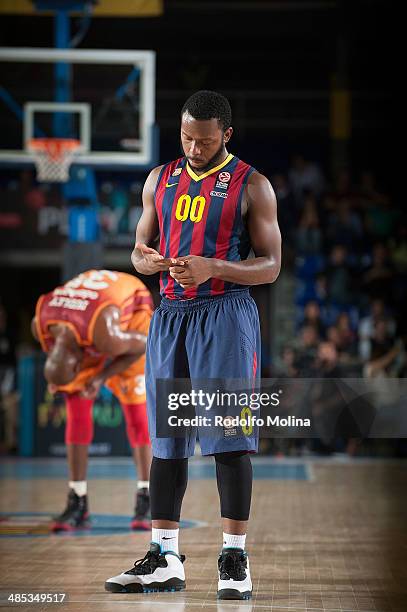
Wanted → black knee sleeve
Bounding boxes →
[215,451,252,521]
[150,457,188,522]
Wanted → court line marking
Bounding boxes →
[304,462,315,482]
[0,459,312,481]
[32,599,380,612]
[3,456,405,465]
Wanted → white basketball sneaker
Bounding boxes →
[105,542,186,593]
[217,548,252,600]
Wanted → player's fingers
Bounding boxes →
[171,276,184,284]
[136,242,160,256]
[169,265,187,273]
[156,260,172,270]
[149,253,165,262]
[175,279,194,287]
[170,258,186,266]
[170,272,181,280]
[171,272,192,281]
[135,242,153,253]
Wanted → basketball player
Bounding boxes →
[32,269,153,532]
[106,91,281,599]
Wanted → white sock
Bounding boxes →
[69,480,87,497]
[152,528,179,554]
[223,532,246,551]
[137,480,149,490]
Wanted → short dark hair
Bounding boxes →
[181,90,232,132]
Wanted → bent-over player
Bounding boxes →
[32,269,153,531]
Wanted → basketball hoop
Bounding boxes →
[28,138,82,182]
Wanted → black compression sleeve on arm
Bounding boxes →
[150,456,188,522]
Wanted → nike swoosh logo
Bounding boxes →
[162,536,175,540]
[166,182,178,188]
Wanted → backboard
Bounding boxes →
[0,47,156,170]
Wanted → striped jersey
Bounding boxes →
[154,153,256,299]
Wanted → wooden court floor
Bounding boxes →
[0,457,406,612]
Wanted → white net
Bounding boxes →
[28,138,81,182]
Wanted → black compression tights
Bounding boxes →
[215,451,253,521]
[150,451,252,523]
[150,457,188,522]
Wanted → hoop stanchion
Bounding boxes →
[28,138,82,182]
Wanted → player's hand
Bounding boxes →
[134,243,173,274]
[82,374,105,400]
[169,256,214,288]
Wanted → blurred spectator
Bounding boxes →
[326,325,341,349]
[279,346,299,377]
[19,169,47,211]
[100,181,130,234]
[335,312,357,355]
[288,154,325,203]
[308,342,343,454]
[326,197,363,250]
[0,303,17,454]
[24,185,47,212]
[315,272,328,304]
[313,341,342,376]
[358,171,389,208]
[99,180,114,207]
[272,173,298,247]
[311,342,365,456]
[326,323,355,366]
[110,182,130,233]
[358,298,396,361]
[302,300,325,337]
[320,194,336,226]
[365,198,399,241]
[4,179,24,214]
[364,319,404,378]
[0,303,16,373]
[294,324,320,375]
[389,221,407,273]
[362,243,395,302]
[296,193,322,254]
[326,244,354,305]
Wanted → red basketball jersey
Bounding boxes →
[35,270,153,353]
[154,154,255,299]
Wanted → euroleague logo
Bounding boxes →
[214,170,232,194]
[218,171,231,183]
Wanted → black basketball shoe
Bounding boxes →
[51,489,90,532]
[131,487,151,530]
[217,548,252,600]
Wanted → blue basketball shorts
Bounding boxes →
[145,289,261,458]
